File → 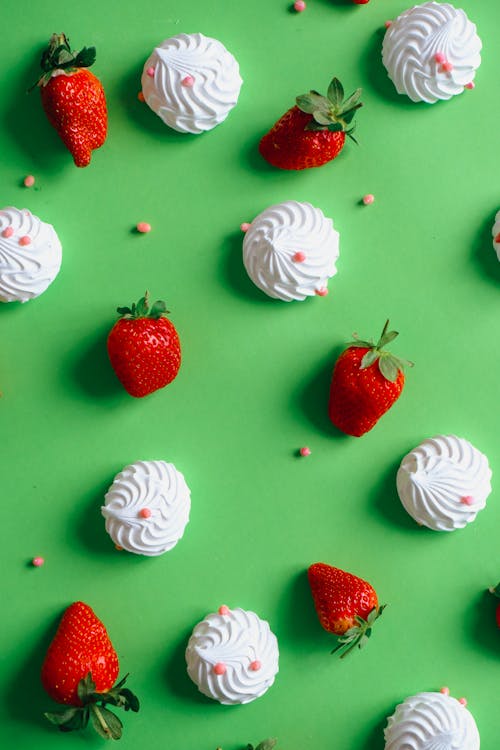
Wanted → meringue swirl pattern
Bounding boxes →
[102,461,191,556]
[0,207,62,303]
[396,435,492,531]
[382,2,482,103]
[384,691,480,750]
[141,33,243,133]
[185,607,279,704]
[492,210,500,261]
[242,201,340,301]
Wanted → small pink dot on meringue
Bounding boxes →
[136,222,151,234]
[23,175,35,188]
[146,66,155,77]
[115,544,123,551]
[495,232,500,244]
[139,508,152,518]
[213,662,226,675]
[459,697,468,706]
[362,194,375,205]
[181,75,195,87]
[442,61,454,73]
[434,52,446,64]
[461,495,475,506]
[218,605,230,615]
[138,91,145,102]
[294,0,306,11]
[315,287,328,297]
[32,556,44,567]
[465,82,475,90]
[2,227,14,238]
[299,446,311,457]
[19,235,31,246]
[249,660,261,671]
[240,222,251,232]
[293,251,306,263]
[440,686,450,696]
[384,20,392,29]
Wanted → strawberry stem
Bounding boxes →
[32,33,96,89]
[331,605,386,658]
[116,291,170,320]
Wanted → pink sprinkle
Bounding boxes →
[315,287,328,297]
[23,175,35,188]
[182,75,195,87]
[461,496,474,506]
[138,91,145,102]
[136,222,151,234]
[218,605,230,615]
[435,52,446,64]
[32,556,44,567]
[19,235,31,246]
[362,194,375,205]
[240,222,251,232]
[115,545,123,551]
[299,446,311,457]
[294,0,306,10]
[139,508,152,518]
[442,61,454,73]
[213,662,226,675]
[440,686,450,696]
[384,20,392,29]
[494,232,500,244]
[293,251,306,263]
[459,697,467,706]
[146,66,155,77]
[465,82,475,90]
[2,227,14,238]
[249,660,261,671]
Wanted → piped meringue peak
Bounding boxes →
[141,32,242,133]
[185,607,279,705]
[384,691,480,750]
[102,460,191,556]
[396,435,492,531]
[492,210,500,261]
[242,201,339,301]
[382,2,482,103]
[0,207,62,303]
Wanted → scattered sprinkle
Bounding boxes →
[434,52,446,64]
[240,222,251,232]
[213,662,226,675]
[23,175,35,188]
[441,61,454,73]
[32,556,44,567]
[146,66,155,77]
[218,605,230,615]
[459,697,467,706]
[2,227,14,238]
[249,660,262,671]
[299,446,311,457]
[139,507,152,518]
[293,251,306,263]
[465,82,475,90]
[315,287,328,297]
[181,75,195,87]
[495,232,500,244]
[136,222,151,234]
[440,686,450,696]
[461,495,474,506]
[384,20,392,29]
[294,0,306,10]
[138,91,145,102]
[19,235,31,246]
[362,194,375,205]
[115,544,123,551]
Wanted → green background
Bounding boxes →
[1,0,498,747]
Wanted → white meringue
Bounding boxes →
[185,607,279,705]
[384,691,480,749]
[492,210,500,261]
[141,32,242,133]
[242,201,339,301]
[382,2,482,103]
[101,461,190,556]
[396,435,492,531]
[0,207,62,303]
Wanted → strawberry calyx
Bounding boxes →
[116,291,170,320]
[35,33,96,87]
[44,672,139,739]
[246,740,278,750]
[348,319,414,383]
[296,77,363,142]
[331,605,386,659]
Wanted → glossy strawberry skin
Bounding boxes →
[41,602,119,706]
[40,69,107,167]
[308,563,378,635]
[107,316,181,398]
[328,346,405,437]
[259,106,346,170]
[496,603,500,628]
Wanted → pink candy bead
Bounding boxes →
[442,61,454,73]
[32,556,44,567]
[19,235,31,246]
[435,52,446,64]
[461,496,474,506]
[2,227,14,238]
[249,660,261,671]
[139,508,152,518]
[240,222,251,232]
[218,605,230,615]
[440,686,450,696]
[23,175,35,188]
[362,194,375,205]
[315,287,328,297]
[213,662,226,675]
[465,82,475,90]
[115,544,123,551]
[459,697,467,706]
[384,20,392,29]
[182,75,195,87]
[136,222,151,233]
[138,91,145,102]
[146,66,155,77]
[293,251,306,262]
[294,0,306,10]
[299,446,311,457]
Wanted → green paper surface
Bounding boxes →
[0,0,499,747]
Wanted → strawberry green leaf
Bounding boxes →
[360,350,380,369]
[150,300,169,318]
[313,110,333,126]
[45,708,80,727]
[327,78,344,108]
[116,306,132,316]
[327,122,344,133]
[136,295,149,317]
[90,705,123,740]
[379,356,399,382]
[256,739,278,750]
[73,46,96,68]
[378,328,399,348]
[340,88,362,113]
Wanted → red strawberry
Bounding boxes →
[328,320,413,437]
[259,77,362,170]
[107,292,181,398]
[36,33,107,167]
[490,583,500,628]
[353,0,370,4]
[41,602,139,738]
[308,563,385,657]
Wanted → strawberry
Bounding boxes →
[259,77,362,170]
[35,33,107,167]
[489,583,500,628]
[308,563,385,657]
[41,602,139,738]
[328,320,413,437]
[107,292,181,398]
[353,0,370,4]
